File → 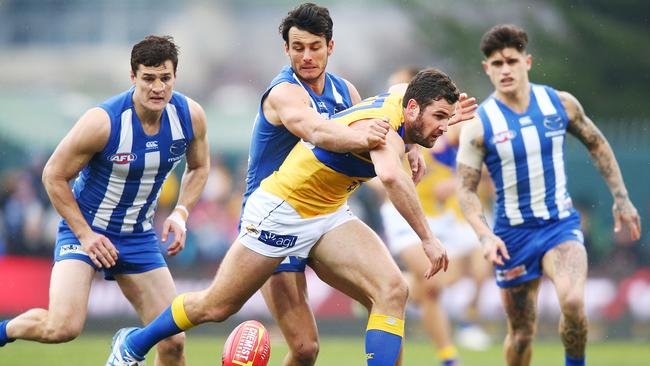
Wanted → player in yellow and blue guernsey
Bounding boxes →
[106,68,478,366]
[244,4,398,366]
[456,25,641,366]
[0,36,210,366]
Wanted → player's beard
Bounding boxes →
[405,112,435,148]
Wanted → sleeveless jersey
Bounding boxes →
[478,83,574,228]
[261,92,405,218]
[63,88,194,234]
[242,66,354,209]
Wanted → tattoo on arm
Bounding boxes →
[457,163,489,228]
[566,95,628,200]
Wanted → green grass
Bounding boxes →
[2,333,649,365]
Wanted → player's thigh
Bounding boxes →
[541,240,587,303]
[261,272,318,341]
[48,260,96,327]
[115,267,178,323]
[500,279,541,331]
[310,219,404,307]
[467,246,493,281]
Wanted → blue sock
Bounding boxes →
[127,295,194,358]
[0,319,15,347]
[365,314,404,366]
[565,354,585,366]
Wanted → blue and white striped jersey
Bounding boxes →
[478,84,576,228]
[62,88,194,235]
[242,66,354,209]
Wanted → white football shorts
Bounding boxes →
[380,202,479,258]
[238,188,357,258]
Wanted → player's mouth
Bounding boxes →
[501,77,515,86]
[149,96,165,104]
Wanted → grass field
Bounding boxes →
[2,333,649,366]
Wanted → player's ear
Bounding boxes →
[525,53,532,71]
[406,99,420,119]
[284,42,290,56]
[327,39,334,56]
[481,60,489,74]
[130,69,136,83]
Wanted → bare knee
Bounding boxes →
[157,333,185,360]
[508,325,536,352]
[191,291,242,323]
[420,279,444,300]
[375,275,409,311]
[288,339,319,366]
[42,323,83,343]
[560,293,585,318]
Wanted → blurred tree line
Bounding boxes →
[397,0,649,119]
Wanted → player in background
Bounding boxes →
[0,36,210,366]
[246,4,421,366]
[106,68,477,366]
[456,24,641,366]
[378,67,492,366]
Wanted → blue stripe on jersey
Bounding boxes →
[311,148,376,178]
[242,66,354,210]
[72,88,193,234]
[479,83,574,228]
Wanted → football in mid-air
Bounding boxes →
[222,320,271,366]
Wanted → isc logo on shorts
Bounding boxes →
[258,230,297,248]
[496,264,527,282]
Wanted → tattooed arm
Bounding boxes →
[456,118,510,265]
[560,91,641,240]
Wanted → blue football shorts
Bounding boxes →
[54,222,167,281]
[493,212,583,288]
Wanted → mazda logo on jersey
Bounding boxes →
[109,153,137,164]
[170,140,187,156]
[490,130,517,145]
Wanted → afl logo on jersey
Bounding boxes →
[543,115,564,130]
[170,140,187,156]
[109,153,137,164]
[491,130,517,145]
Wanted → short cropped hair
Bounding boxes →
[130,35,179,75]
[480,24,528,58]
[279,3,333,44]
[402,68,460,109]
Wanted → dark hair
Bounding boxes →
[402,68,460,109]
[480,24,528,58]
[130,35,179,75]
[279,3,333,44]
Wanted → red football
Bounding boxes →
[222,320,271,366]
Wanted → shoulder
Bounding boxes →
[459,116,485,145]
[69,107,111,153]
[266,81,310,106]
[185,96,207,136]
[555,90,582,121]
[342,78,362,104]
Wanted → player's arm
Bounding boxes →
[369,125,448,278]
[456,118,509,265]
[343,79,362,105]
[162,98,211,256]
[560,91,641,240]
[264,82,389,153]
[41,107,118,268]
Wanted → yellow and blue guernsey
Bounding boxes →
[415,139,463,218]
[261,92,405,218]
[242,66,354,209]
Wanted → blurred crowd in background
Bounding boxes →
[1,0,649,332]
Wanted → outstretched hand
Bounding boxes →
[449,93,478,127]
